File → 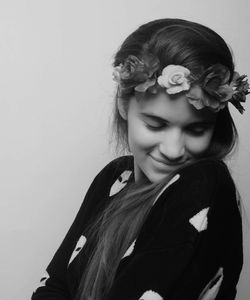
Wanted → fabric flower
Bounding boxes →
[186,85,206,110]
[157,65,191,94]
[186,84,227,112]
[112,54,160,94]
[113,57,249,113]
[112,65,122,82]
[187,64,237,112]
[200,64,234,101]
[135,78,157,92]
[229,72,250,113]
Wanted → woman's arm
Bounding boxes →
[105,160,243,300]
[31,157,125,299]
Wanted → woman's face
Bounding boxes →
[119,90,217,183]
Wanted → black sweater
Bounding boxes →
[32,156,243,300]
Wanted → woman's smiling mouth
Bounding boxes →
[149,155,186,168]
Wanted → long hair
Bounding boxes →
[77,18,238,299]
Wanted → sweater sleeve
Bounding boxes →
[105,160,243,300]
[31,158,123,300]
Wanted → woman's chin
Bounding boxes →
[140,166,171,183]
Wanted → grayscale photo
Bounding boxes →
[0,1,249,299]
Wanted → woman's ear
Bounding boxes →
[117,97,128,120]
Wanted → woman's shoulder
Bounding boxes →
[155,158,235,208]
[151,158,238,236]
[180,158,228,173]
[177,158,234,186]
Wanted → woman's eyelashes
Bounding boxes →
[145,122,213,136]
[185,124,214,136]
[145,122,165,131]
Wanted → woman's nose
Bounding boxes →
[159,127,185,161]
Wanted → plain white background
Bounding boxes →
[0,0,249,299]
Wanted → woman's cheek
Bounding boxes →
[128,120,157,150]
[186,131,214,154]
[127,120,146,149]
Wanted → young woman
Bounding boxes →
[32,19,249,300]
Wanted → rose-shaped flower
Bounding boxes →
[135,78,157,92]
[112,54,160,94]
[199,66,249,114]
[200,64,234,102]
[184,64,237,112]
[186,85,227,112]
[120,55,148,82]
[186,85,205,110]
[201,64,230,88]
[157,65,191,94]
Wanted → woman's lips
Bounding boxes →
[150,155,186,167]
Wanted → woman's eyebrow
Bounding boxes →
[139,112,168,123]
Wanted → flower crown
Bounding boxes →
[113,54,249,113]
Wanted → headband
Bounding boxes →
[113,54,249,113]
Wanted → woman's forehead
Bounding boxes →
[131,91,217,124]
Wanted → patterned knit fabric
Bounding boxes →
[32,156,243,300]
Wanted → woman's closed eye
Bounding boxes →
[141,114,167,131]
[145,122,213,135]
[145,122,166,131]
[185,124,213,136]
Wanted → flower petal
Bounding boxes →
[186,85,203,100]
[187,98,205,110]
[167,85,185,94]
[157,75,171,88]
[201,64,231,87]
[217,84,234,101]
[162,65,190,77]
[112,65,122,82]
[135,78,156,92]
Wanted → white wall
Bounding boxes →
[0,1,249,299]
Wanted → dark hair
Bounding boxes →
[77,18,238,299]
